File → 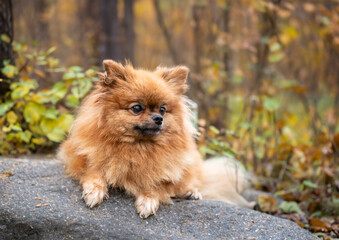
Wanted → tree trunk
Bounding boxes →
[153,0,179,65]
[0,0,14,96]
[192,4,203,73]
[123,0,135,64]
[222,1,232,81]
[212,1,233,129]
[252,0,280,94]
[99,0,123,61]
[34,0,49,46]
[190,4,208,118]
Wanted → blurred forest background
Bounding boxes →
[0,0,338,237]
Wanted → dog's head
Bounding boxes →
[94,60,190,142]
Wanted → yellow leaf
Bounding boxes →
[280,26,298,45]
[32,137,46,145]
[23,102,46,124]
[6,111,17,124]
[56,113,74,132]
[11,86,30,100]
[29,123,44,135]
[0,34,11,43]
[257,195,278,213]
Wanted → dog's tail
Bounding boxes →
[200,157,254,208]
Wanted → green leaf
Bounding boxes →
[270,43,281,52]
[31,92,49,104]
[199,146,217,157]
[17,130,32,143]
[321,16,330,26]
[45,108,60,119]
[71,87,80,98]
[66,94,79,108]
[0,34,11,43]
[40,118,57,134]
[29,123,44,135]
[49,96,60,104]
[11,80,39,90]
[80,79,92,95]
[208,126,220,135]
[63,72,76,81]
[0,101,15,116]
[302,180,317,188]
[40,118,66,142]
[85,69,96,77]
[46,129,65,142]
[23,102,46,124]
[263,97,280,112]
[46,46,57,55]
[269,52,285,63]
[2,64,18,78]
[231,75,243,84]
[11,123,22,132]
[279,201,302,213]
[72,80,92,98]
[11,86,30,100]
[69,66,83,72]
[75,72,85,79]
[6,132,17,141]
[6,111,17,124]
[56,113,74,132]
[51,82,68,99]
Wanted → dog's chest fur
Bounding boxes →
[102,142,193,190]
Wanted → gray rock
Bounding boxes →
[0,157,316,240]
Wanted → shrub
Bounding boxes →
[0,43,98,154]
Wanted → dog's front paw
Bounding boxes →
[185,189,202,200]
[135,196,159,218]
[82,180,108,208]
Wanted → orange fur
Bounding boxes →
[58,60,252,218]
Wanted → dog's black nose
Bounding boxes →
[152,115,163,125]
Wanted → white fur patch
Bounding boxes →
[185,189,203,200]
[135,196,159,218]
[82,181,108,208]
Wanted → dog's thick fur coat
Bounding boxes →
[58,60,252,218]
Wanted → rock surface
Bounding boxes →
[0,157,316,240]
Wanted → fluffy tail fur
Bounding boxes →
[200,157,254,208]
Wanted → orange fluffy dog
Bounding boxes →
[58,60,252,218]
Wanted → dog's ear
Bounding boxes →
[156,66,189,95]
[98,59,128,87]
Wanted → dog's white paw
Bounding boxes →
[82,180,108,208]
[135,196,159,218]
[185,189,202,200]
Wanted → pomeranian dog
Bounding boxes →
[58,60,252,218]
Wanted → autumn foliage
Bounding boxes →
[0,0,338,238]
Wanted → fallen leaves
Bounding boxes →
[0,170,13,179]
[309,218,332,232]
[257,195,278,213]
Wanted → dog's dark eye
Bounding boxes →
[159,106,166,115]
[131,105,143,114]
